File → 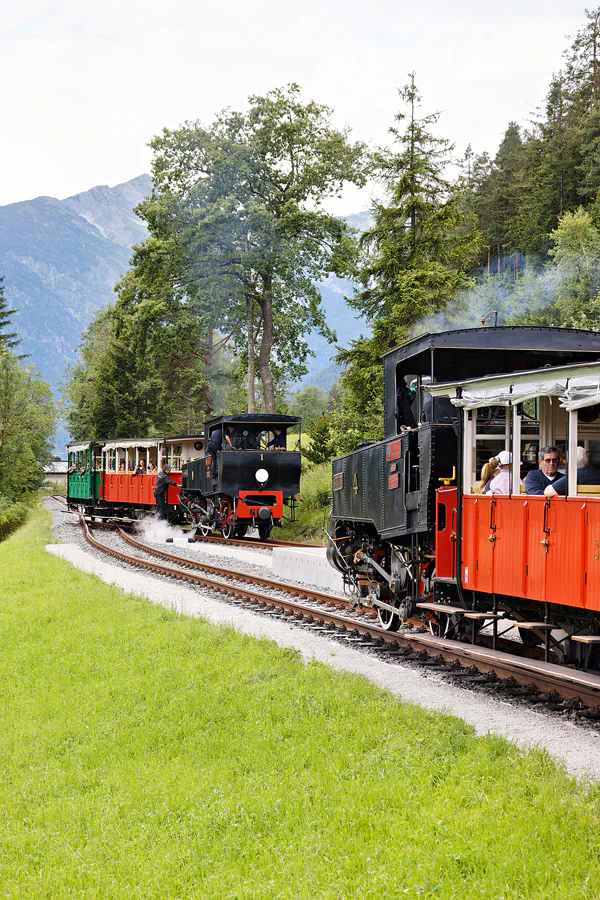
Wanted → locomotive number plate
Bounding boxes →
[386,440,402,461]
[333,472,344,491]
[388,473,399,490]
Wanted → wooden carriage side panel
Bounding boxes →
[492,497,528,600]
[545,499,585,609]
[524,497,547,603]
[461,495,493,593]
[584,500,600,612]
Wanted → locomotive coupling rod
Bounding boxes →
[355,551,400,588]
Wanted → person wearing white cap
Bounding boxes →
[488,450,524,495]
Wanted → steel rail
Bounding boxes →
[117,527,357,612]
[193,532,325,550]
[80,517,600,709]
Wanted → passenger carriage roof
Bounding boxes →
[425,359,600,411]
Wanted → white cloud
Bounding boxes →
[1,0,586,211]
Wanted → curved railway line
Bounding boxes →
[192,532,325,550]
[76,514,600,716]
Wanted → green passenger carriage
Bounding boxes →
[66,441,104,508]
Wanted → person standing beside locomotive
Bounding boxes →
[525,446,562,494]
[207,424,234,478]
[154,463,178,519]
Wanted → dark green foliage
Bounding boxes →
[303,414,336,466]
[336,75,480,446]
[0,349,54,505]
[62,306,215,441]
[0,278,21,353]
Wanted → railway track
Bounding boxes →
[193,532,325,550]
[78,516,600,714]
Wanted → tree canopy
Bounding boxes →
[118,84,367,415]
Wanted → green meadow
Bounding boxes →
[1,508,600,898]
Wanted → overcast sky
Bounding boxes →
[1,1,588,213]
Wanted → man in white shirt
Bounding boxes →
[489,450,524,494]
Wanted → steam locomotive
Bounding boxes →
[67,414,301,539]
[327,327,600,667]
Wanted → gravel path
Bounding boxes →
[43,499,600,780]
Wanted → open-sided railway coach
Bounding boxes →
[67,414,301,538]
[327,326,600,670]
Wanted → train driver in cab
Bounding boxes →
[267,427,286,450]
[207,423,235,478]
[525,446,562,495]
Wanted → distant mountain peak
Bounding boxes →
[63,174,152,248]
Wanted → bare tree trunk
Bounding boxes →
[204,327,214,415]
[246,294,256,413]
[258,274,276,413]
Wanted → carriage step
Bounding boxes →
[415,602,465,615]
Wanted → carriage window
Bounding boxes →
[168,444,182,469]
[473,406,507,488]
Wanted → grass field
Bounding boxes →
[2,509,600,898]
[277,462,331,544]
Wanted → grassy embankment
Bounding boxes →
[277,462,330,544]
[2,508,600,898]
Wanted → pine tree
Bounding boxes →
[349,74,481,348]
[0,278,21,352]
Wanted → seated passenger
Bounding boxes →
[119,461,126,472]
[525,446,562,495]
[67,463,78,475]
[488,450,523,494]
[267,427,286,451]
[479,456,500,494]
[544,447,600,496]
[133,460,147,476]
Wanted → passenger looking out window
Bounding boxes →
[133,460,147,476]
[488,450,524,495]
[479,456,500,494]
[544,447,600,496]
[525,446,562,495]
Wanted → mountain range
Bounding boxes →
[0,175,366,449]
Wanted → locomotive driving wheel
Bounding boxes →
[197,521,212,537]
[377,603,402,632]
[372,585,401,631]
[221,521,235,539]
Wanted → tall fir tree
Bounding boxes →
[348,74,481,350]
[0,278,21,353]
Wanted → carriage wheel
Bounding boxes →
[427,612,453,638]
